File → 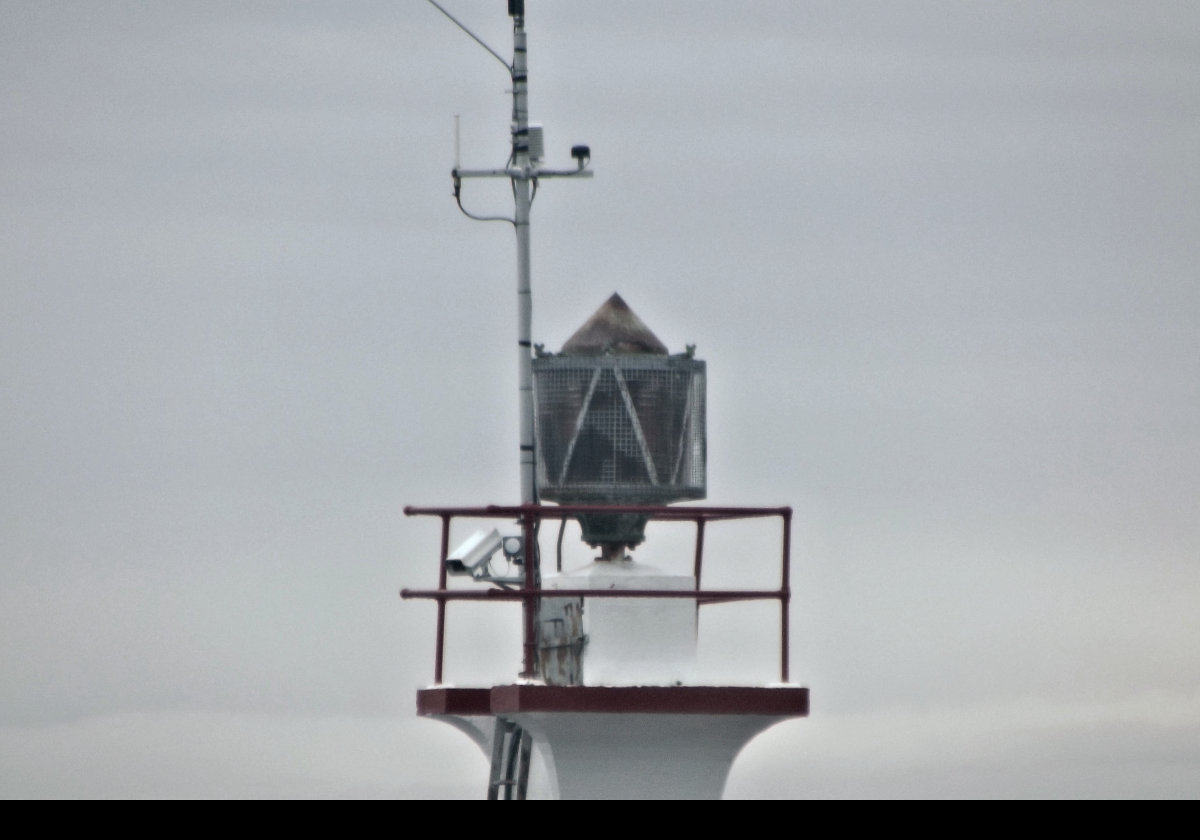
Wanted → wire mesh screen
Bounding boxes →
[533,355,705,503]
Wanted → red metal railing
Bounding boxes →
[400,504,793,684]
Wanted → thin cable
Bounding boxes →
[509,176,538,208]
[453,175,515,225]
[425,0,512,72]
[556,515,566,573]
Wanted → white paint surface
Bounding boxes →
[547,559,698,686]
[511,712,791,800]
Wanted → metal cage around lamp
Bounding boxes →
[532,294,706,550]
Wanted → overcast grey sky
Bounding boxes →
[2,1,1198,798]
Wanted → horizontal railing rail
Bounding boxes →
[401,503,792,684]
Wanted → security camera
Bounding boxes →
[446,529,502,576]
[446,529,526,584]
[571,144,590,170]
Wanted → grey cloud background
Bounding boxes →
[2,1,1198,797]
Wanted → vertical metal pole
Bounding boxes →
[520,508,538,678]
[510,11,541,682]
[510,11,536,507]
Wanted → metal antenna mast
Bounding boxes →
[427,0,593,505]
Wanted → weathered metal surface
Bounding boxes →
[537,597,586,685]
[559,293,668,356]
[533,356,706,504]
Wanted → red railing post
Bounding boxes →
[779,508,792,683]
[434,513,451,684]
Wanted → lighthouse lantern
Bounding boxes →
[533,293,705,551]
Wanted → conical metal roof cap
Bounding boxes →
[560,293,668,355]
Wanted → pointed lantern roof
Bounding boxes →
[560,293,668,356]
